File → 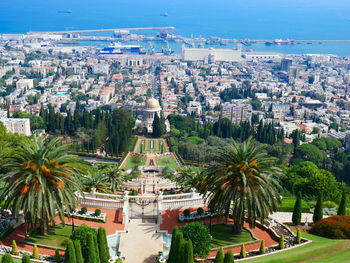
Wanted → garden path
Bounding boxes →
[119,219,163,263]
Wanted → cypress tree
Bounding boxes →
[1,254,13,263]
[97,228,109,263]
[296,228,301,244]
[292,191,302,225]
[178,239,187,263]
[92,232,100,263]
[259,239,265,254]
[86,232,98,263]
[313,192,323,223]
[33,244,39,260]
[279,234,285,249]
[186,239,194,263]
[152,113,162,138]
[240,244,246,258]
[74,240,84,263]
[224,250,234,263]
[54,248,61,263]
[65,240,76,263]
[214,247,224,263]
[21,254,31,263]
[338,192,347,216]
[11,240,18,255]
[174,231,184,263]
[168,226,179,263]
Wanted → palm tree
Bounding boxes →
[104,166,125,193]
[201,137,283,233]
[0,135,85,235]
[176,166,204,192]
[82,170,110,193]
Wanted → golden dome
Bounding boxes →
[145,98,160,109]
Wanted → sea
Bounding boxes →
[1,0,350,56]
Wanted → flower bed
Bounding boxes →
[69,208,106,223]
[310,215,350,239]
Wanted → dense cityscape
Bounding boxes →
[0,10,350,263]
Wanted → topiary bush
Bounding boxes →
[71,225,97,260]
[224,250,234,263]
[21,253,31,263]
[240,244,246,258]
[65,239,76,263]
[296,228,302,244]
[197,207,204,215]
[259,239,265,254]
[181,222,211,257]
[95,209,101,217]
[292,191,302,225]
[184,209,191,217]
[11,240,18,255]
[54,248,61,263]
[33,244,39,260]
[279,234,285,249]
[310,215,350,239]
[338,193,347,216]
[80,207,88,215]
[214,247,224,263]
[2,254,13,263]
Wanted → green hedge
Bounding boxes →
[72,215,106,223]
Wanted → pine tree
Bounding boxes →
[168,226,179,263]
[11,240,18,255]
[296,228,301,244]
[313,192,323,223]
[338,192,347,215]
[240,244,246,258]
[74,240,84,263]
[214,247,224,263]
[1,254,13,263]
[65,240,76,263]
[224,250,234,263]
[259,239,265,254]
[97,228,109,263]
[55,248,61,263]
[21,254,31,263]
[33,244,39,260]
[86,233,97,263]
[292,191,302,225]
[279,234,285,249]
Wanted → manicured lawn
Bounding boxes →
[24,224,72,249]
[245,231,350,262]
[277,196,310,213]
[138,140,146,153]
[157,156,180,170]
[211,224,254,248]
[123,156,146,170]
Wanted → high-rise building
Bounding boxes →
[221,100,252,124]
[281,58,292,71]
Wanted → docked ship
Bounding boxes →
[265,39,295,45]
[97,42,142,55]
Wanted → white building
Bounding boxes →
[16,79,33,90]
[92,63,109,75]
[187,101,202,116]
[182,45,242,63]
[0,118,31,136]
[243,52,281,61]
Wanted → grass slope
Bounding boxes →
[123,156,146,170]
[246,232,350,263]
[157,156,180,170]
[211,224,254,248]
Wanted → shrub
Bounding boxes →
[224,250,234,263]
[279,234,285,249]
[184,209,191,217]
[310,215,350,239]
[168,226,179,263]
[97,227,109,263]
[21,254,31,263]
[338,193,347,216]
[65,240,76,263]
[186,239,194,263]
[296,228,301,244]
[313,193,323,223]
[72,225,96,259]
[181,222,211,257]
[94,209,102,217]
[259,239,265,254]
[55,248,61,263]
[292,191,302,225]
[80,207,88,214]
[86,232,98,263]
[11,240,18,255]
[33,244,39,259]
[214,247,224,263]
[197,207,204,215]
[74,240,84,263]
[240,244,246,258]
[323,201,337,209]
[2,254,13,263]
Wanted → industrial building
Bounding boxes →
[182,45,242,63]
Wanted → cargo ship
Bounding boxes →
[97,42,142,55]
[96,47,123,55]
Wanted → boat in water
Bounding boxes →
[265,39,295,45]
[58,10,72,13]
[97,42,142,55]
[160,13,168,16]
